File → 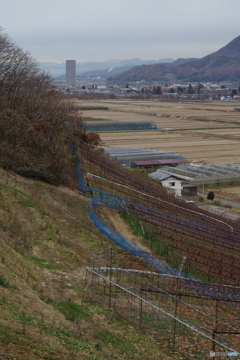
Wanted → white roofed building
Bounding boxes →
[149,170,184,197]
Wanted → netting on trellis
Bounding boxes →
[73,142,240,356]
[84,249,240,358]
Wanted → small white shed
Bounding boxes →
[149,170,183,197]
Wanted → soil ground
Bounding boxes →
[76,99,240,164]
[76,98,240,199]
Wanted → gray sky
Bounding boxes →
[1,0,240,63]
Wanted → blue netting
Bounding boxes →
[71,146,184,276]
[91,195,223,234]
[76,162,89,193]
[89,197,182,276]
[73,147,240,302]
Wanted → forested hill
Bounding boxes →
[110,35,240,83]
[0,28,102,189]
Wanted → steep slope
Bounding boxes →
[110,36,240,83]
[0,168,175,360]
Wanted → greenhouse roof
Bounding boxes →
[134,159,186,166]
[102,147,186,165]
[161,163,240,184]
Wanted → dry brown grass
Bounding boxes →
[0,168,176,360]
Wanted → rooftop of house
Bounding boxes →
[149,170,184,181]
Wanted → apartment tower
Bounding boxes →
[66,59,76,84]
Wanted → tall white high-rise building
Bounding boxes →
[66,59,76,84]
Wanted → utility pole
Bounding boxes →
[202,162,206,193]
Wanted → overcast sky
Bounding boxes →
[1,0,240,63]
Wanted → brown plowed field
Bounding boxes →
[77,99,240,164]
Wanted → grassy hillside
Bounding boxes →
[0,168,177,360]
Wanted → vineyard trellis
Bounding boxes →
[74,141,240,356]
[84,249,239,358]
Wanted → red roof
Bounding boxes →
[134,159,186,166]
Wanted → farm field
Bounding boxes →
[77,99,240,164]
[210,185,240,203]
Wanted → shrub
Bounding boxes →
[54,301,90,322]
[207,191,215,201]
[95,343,103,351]
[16,168,60,186]
[224,204,232,209]
[0,275,9,287]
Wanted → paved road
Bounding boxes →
[197,192,240,210]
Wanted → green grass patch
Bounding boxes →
[27,256,61,269]
[0,187,36,206]
[28,255,48,264]
[97,329,135,353]
[17,195,36,208]
[119,211,222,282]
[42,263,62,270]
[53,301,90,322]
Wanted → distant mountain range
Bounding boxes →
[109,36,240,83]
[38,58,174,78]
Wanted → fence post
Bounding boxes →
[212,296,219,354]
[172,277,179,349]
[139,289,143,329]
[109,248,112,308]
[81,268,88,305]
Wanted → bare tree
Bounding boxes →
[0,27,82,187]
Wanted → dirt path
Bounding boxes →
[101,207,151,252]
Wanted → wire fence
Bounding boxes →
[84,249,240,359]
[72,141,240,357]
